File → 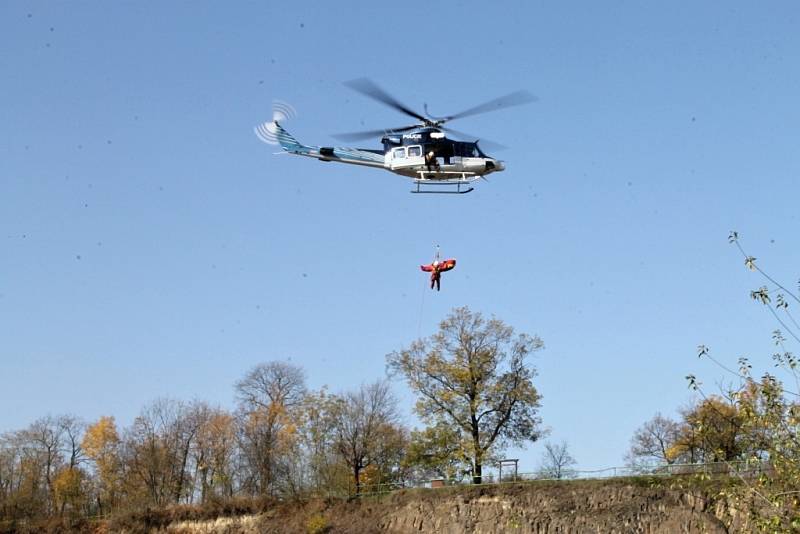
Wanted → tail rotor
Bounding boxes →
[254,100,297,145]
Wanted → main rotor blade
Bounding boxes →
[441,90,537,122]
[442,126,508,152]
[332,125,418,142]
[344,78,427,122]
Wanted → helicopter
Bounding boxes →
[255,78,535,194]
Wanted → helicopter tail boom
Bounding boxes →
[254,120,386,169]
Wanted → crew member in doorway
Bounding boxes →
[425,150,439,172]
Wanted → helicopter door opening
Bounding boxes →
[391,145,423,171]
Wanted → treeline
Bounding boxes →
[0,368,403,521]
[626,380,789,466]
[0,306,546,523]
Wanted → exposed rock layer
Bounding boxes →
[124,479,744,534]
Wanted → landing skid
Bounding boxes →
[411,171,481,194]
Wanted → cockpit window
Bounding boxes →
[393,147,406,159]
[455,142,481,157]
[408,145,422,157]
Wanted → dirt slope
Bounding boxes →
[129,478,743,534]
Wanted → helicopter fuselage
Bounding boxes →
[258,122,504,194]
[379,127,504,180]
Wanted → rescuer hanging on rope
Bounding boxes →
[420,246,456,291]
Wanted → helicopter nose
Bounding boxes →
[485,160,505,172]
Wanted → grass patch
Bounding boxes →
[108,495,277,533]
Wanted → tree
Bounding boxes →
[82,416,122,514]
[361,419,407,488]
[678,396,746,463]
[294,388,350,497]
[23,416,65,515]
[388,306,544,484]
[537,441,577,480]
[625,412,682,466]
[191,405,236,502]
[122,398,200,506]
[54,416,85,516]
[235,361,306,496]
[235,361,307,412]
[330,380,401,495]
[295,389,335,492]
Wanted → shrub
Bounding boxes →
[306,513,330,534]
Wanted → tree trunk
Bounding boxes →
[353,465,361,495]
[175,439,192,503]
[472,426,482,484]
[473,462,482,484]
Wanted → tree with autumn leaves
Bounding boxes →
[81,416,122,514]
[388,306,545,484]
[627,396,749,467]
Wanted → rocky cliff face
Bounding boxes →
[128,479,743,534]
[375,483,729,534]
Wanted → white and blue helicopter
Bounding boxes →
[255,79,535,194]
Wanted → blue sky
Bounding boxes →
[2,1,800,472]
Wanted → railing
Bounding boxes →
[352,460,772,496]
[526,459,771,481]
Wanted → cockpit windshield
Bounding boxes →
[454,142,483,158]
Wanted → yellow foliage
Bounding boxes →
[360,464,380,486]
[664,444,686,463]
[306,513,330,534]
[82,416,123,507]
[82,416,120,460]
[53,467,84,506]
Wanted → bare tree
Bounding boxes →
[330,380,400,495]
[625,412,681,467]
[24,416,66,515]
[235,361,306,496]
[123,399,200,506]
[58,416,85,471]
[538,441,577,480]
[235,361,307,410]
